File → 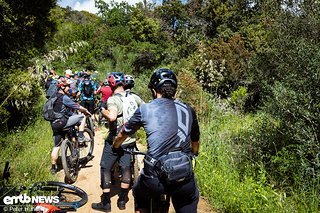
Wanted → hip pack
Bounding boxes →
[154,150,193,185]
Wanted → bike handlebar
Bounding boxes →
[123,149,146,156]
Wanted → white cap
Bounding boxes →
[65,69,73,75]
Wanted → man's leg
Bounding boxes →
[117,152,132,210]
[171,177,199,213]
[50,133,63,175]
[92,141,118,211]
[65,114,86,142]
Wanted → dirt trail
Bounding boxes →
[57,128,214,213]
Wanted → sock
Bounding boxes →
[78,131,84,138]
[119,188,129,201]
[102,192,110,204]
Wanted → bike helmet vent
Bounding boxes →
[148,68,177,90]
[108,72,125,89]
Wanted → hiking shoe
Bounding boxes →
[117,200,126,210]
[50,167,57,175]
[91,202,111,212]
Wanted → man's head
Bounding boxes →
[102,79,109,86]
[57,77,72,95]
[65,69,73,79]
[148,68,177,99]
[108,72,125,91]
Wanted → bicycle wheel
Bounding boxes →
[86,117,95,136]
[31,181,87,210]
[61,139,79,184]
[93,107,100,125]
[78,128,94,163]
[132,155,140,185]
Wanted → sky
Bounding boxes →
[58,0,148,14]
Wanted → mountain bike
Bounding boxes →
[123,149,170,213]
[61,118,94,184]
[0,161,88,212]
[85,116,95,136]
[93,103,109,128]
[111,145,141,187]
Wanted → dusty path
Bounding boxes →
[57,128,214,213]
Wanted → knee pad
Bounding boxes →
[100,167,112,189]
[121,166,131,184]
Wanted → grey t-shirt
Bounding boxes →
[107,91,144,145]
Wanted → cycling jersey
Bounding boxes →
[97,85,113,102]
[123,98,200,159]
[78,80,97,101]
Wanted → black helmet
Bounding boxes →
[124,75,135,89]
[148,68,177,90]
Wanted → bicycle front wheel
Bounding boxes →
[78,128,94,163]
[61,139,79,184]
[31,181,88,210]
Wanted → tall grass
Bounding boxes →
[0,115,55,185]
[195,98,319,212]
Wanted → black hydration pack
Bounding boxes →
[43,93,64,121]
[83,80,93,97]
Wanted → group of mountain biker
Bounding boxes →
[43,67,200,213]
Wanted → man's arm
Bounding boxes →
[191,141,200,156]
[100,107,117,122]
[113,131,129,148]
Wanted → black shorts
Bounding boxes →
[133,174,199,213]
[80,100,95,114]
[100,141,134,169]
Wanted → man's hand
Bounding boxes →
[112,146,124,156]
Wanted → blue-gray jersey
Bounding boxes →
[123,98,200,160]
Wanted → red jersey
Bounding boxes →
[97,85,113,102]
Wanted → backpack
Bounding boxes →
[43,93,64,121]
[154,150,193,185]
[83,80,94,98]
[117,92,138,123]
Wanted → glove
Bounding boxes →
[112,146,124,156]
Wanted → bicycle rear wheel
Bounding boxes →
[31,181,88,210]
[132,155,140,185]
[61,139,79,184]
[78,128,94,163]
[86,117,95,136]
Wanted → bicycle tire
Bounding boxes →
[86,117,95,136]
[78,128,94,163]
[132,155,140,185]
[61,139,79,184]
[31,181,88,209]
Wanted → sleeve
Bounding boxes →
[190,107,200,142]
[63,95,80,110]
[107,96,119,111]
[123,107,143,135]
